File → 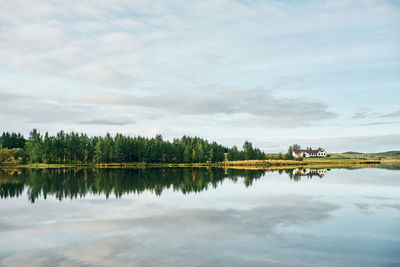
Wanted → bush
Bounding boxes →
[0,149,11,162]
[0,148,27,163]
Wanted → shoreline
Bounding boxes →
[0,158,381,170]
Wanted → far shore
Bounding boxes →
[0,158,381,170]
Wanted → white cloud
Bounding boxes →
[0,0,399,149]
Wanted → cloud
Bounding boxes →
[0,0,399,147]
[351,111,372,119]
[358,121,400,126]
[0,92,92,124]
[0,195,338,267]
[350,107,400,127]
[0,0,398,91]
[78,116,135,126]
[0,91,138,129]
[68,87,336,128]
[351,107,400,120]
[384,203,400,211]
[0,92,30,102]
[380,109,400,118]
[1,85,335,129]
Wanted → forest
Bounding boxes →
[0,130,270,164]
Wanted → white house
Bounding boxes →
[293,148,327,158]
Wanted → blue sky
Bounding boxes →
[0,0,399,152]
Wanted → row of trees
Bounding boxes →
[0,132,25,149]
[0,130,268,164]
[227,141,266,161]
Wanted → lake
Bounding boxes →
[0,166,399,266]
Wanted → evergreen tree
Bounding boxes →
[1,129,268,164]
[26,129,43,163]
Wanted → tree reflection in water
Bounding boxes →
[0,168,265,202]
[0,167,334,202]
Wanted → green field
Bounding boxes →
[335,151,400,161]
[304,157,358,162]
[303,156,379,164]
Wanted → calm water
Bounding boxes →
[0,167,399,266]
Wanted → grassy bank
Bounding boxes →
[0,157,380,170]
[303,157,380,165]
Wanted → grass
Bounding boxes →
[335,151,400,160]
[224,159,303,166]
[303,156,379,165]
[0,156,381,171]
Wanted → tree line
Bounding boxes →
[0,129,267,164]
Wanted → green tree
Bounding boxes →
[183,146,191,163]
[26,129,43,163]
[42,132,55,163]
[54,131,65,163]
[243,141,255,160]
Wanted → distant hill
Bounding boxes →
[339,150,400,160]
[373,151,400,157]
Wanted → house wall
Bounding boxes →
[293,152,310,158]
[293,150,327,158]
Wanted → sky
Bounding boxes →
[0,0,399,153]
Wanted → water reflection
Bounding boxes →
[1,168,268,202]
[292,168,328,178]
[0,166,399,266]
[0,167,335,202]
